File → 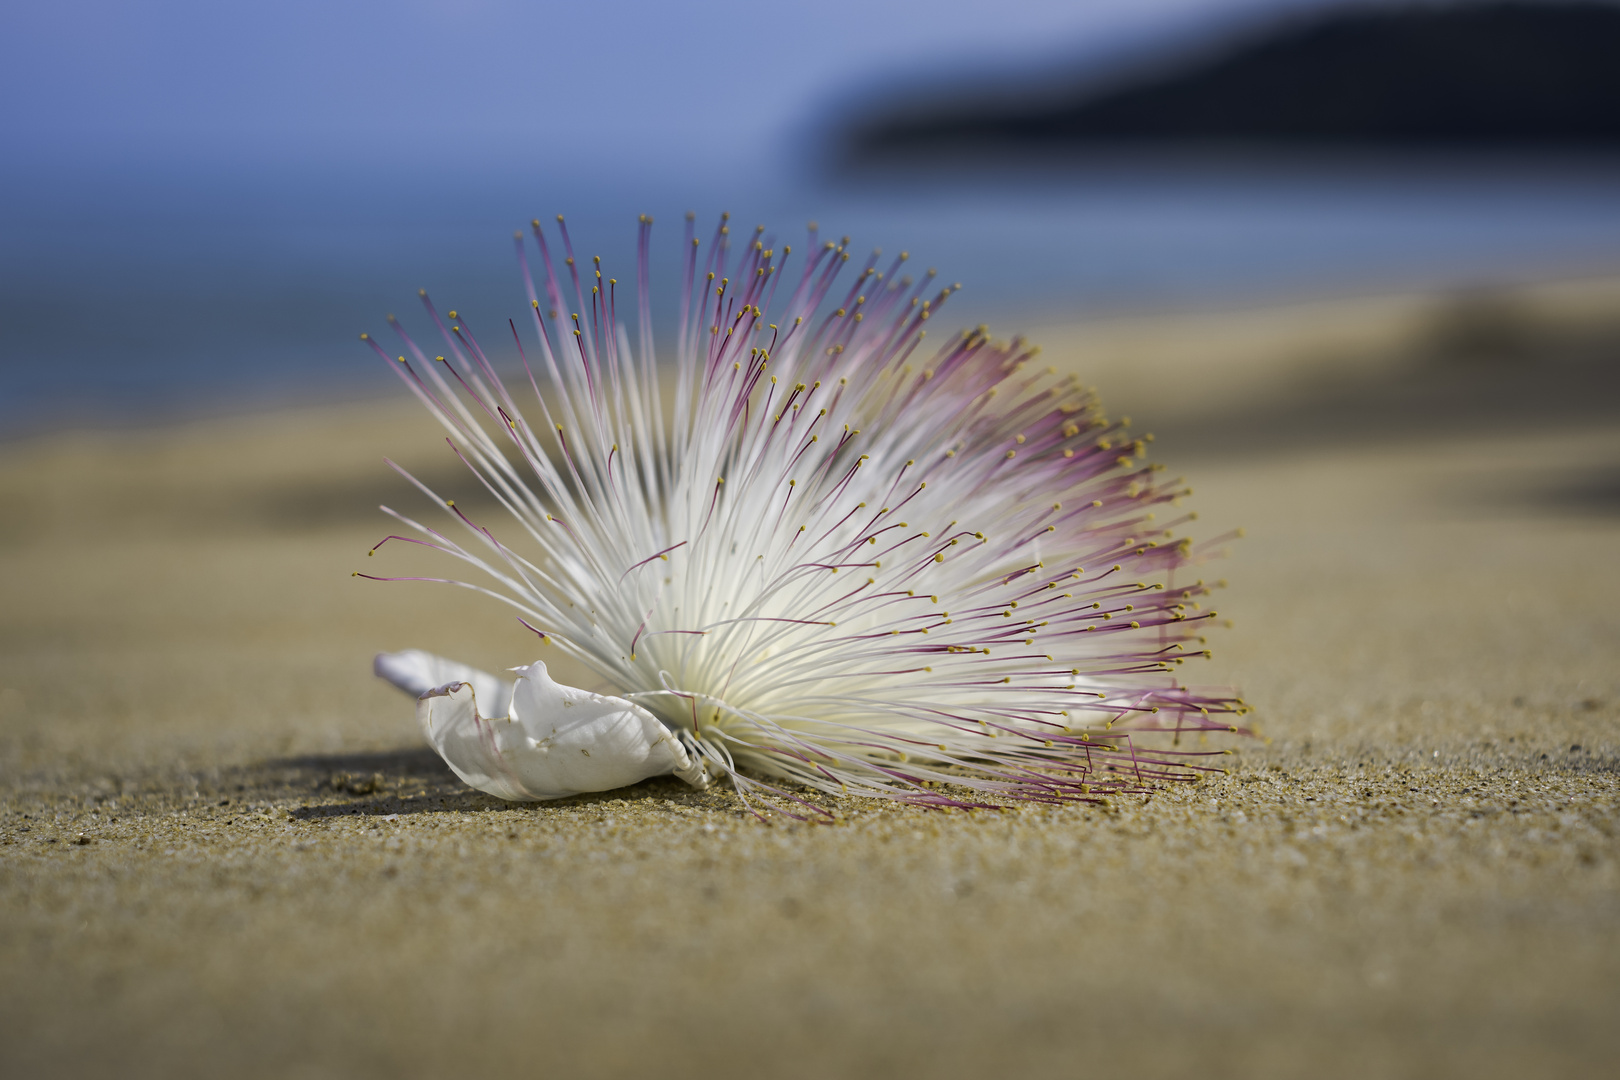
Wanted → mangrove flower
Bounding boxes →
[361,214,1243,816]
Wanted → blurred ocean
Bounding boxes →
[4,156,1620,436]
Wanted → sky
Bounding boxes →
[1,0,1344,180]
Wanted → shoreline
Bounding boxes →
[8,267,1620,447]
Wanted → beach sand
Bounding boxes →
[2,280,1617,1078]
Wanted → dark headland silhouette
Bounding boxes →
[840,2,1620,160]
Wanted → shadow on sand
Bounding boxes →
[230,748,726,821]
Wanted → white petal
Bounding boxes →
[374,649,513,714]
[378,651,705,800]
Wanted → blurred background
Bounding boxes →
[3,0,1619,437]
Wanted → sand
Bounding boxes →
[2,282,1617,1078]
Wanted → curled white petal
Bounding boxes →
[375,650,707,800]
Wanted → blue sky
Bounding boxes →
[3,0,1340,177]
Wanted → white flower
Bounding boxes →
[362,214,1243,815]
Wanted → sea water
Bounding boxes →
[4,155,1619,435]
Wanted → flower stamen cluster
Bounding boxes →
[360,213,1245,816]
